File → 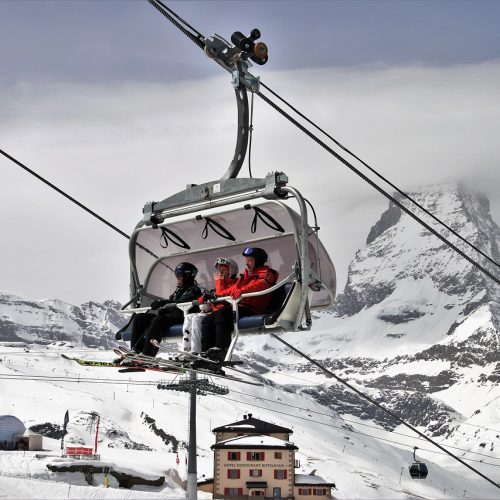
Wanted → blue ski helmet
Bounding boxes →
[242,247,268,267]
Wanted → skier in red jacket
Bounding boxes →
[201,247,278,361]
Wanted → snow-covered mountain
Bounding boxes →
[239,184,500,481]
[0,293,126,348]
[1,184,500,499]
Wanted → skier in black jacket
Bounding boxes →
[129,262,201,357]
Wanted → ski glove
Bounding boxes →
[150,299,172,310]
[202,290,217,303]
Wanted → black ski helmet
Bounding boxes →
[174,262,198,279]
[242,247,268,267]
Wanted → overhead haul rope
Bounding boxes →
[3,370,500,468]
[256,91,500,287]
[0,149,162,266]
[214,392,500,469]
[260,81,500,273]
[3,348,499,447]
[0,149,130,240]
[270,333,500,489]
[147,0,204,49]
[225,386,500,462]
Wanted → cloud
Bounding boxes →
[1,61,499,302]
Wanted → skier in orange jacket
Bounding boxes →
[201,247,278,360]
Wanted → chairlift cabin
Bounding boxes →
[120,27,336,359]
[408,446,428,479]
[122,174,336,353]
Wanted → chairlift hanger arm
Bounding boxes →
[148,0,268,180]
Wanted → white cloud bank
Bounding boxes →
[1,60,499,303]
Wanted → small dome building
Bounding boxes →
[0,415,26,450]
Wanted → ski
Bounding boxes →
[61,349,261,386]
[117,346,262,386]
[149,340,217,363]
[60,354,118,368]
[149,340,244,367]
[60,353,181,374]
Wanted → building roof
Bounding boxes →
[23,429,42,437]
[212,434,298,450]
[197,477,214,486]
[295,473,336,487]
[212,414,293,435]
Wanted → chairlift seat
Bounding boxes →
[121,282,294,341]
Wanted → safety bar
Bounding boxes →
[121,273,295,315]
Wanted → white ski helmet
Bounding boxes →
[214,257,239,277]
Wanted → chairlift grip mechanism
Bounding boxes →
[203,31,267,179]
[142,172,288,225]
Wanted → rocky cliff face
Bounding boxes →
[335,184,500,322]
[0,292,126,348]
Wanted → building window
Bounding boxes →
[247,451,265,461]
[227,469,240,479]
[228,451,241,461]
[274,469,288,479]
[299,488,311,495]
[251,492,265,496]
[249,469,263,477]
[313,489,326,496]
[224,487,243,496]
[274,451,283,459]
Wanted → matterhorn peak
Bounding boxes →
[334,184,500,332]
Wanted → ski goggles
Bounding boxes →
[215,257,231,267]
[242,247,255,256]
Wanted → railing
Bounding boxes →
[62,453,101,461]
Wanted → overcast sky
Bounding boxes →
[1,0,499,304]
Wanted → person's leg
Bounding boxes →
[190,313,207,353]
[214,305,234,351]
[200,313,216,352]
[215,305,254,353]
[130,313,155,353]
[182,314,194,352]
[142,315,173,357]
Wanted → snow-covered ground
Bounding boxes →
[1,340,499,500]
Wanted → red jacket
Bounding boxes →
[215,266,279,314]
[197,278,238,312]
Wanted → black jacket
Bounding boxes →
[169,283,202,304]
